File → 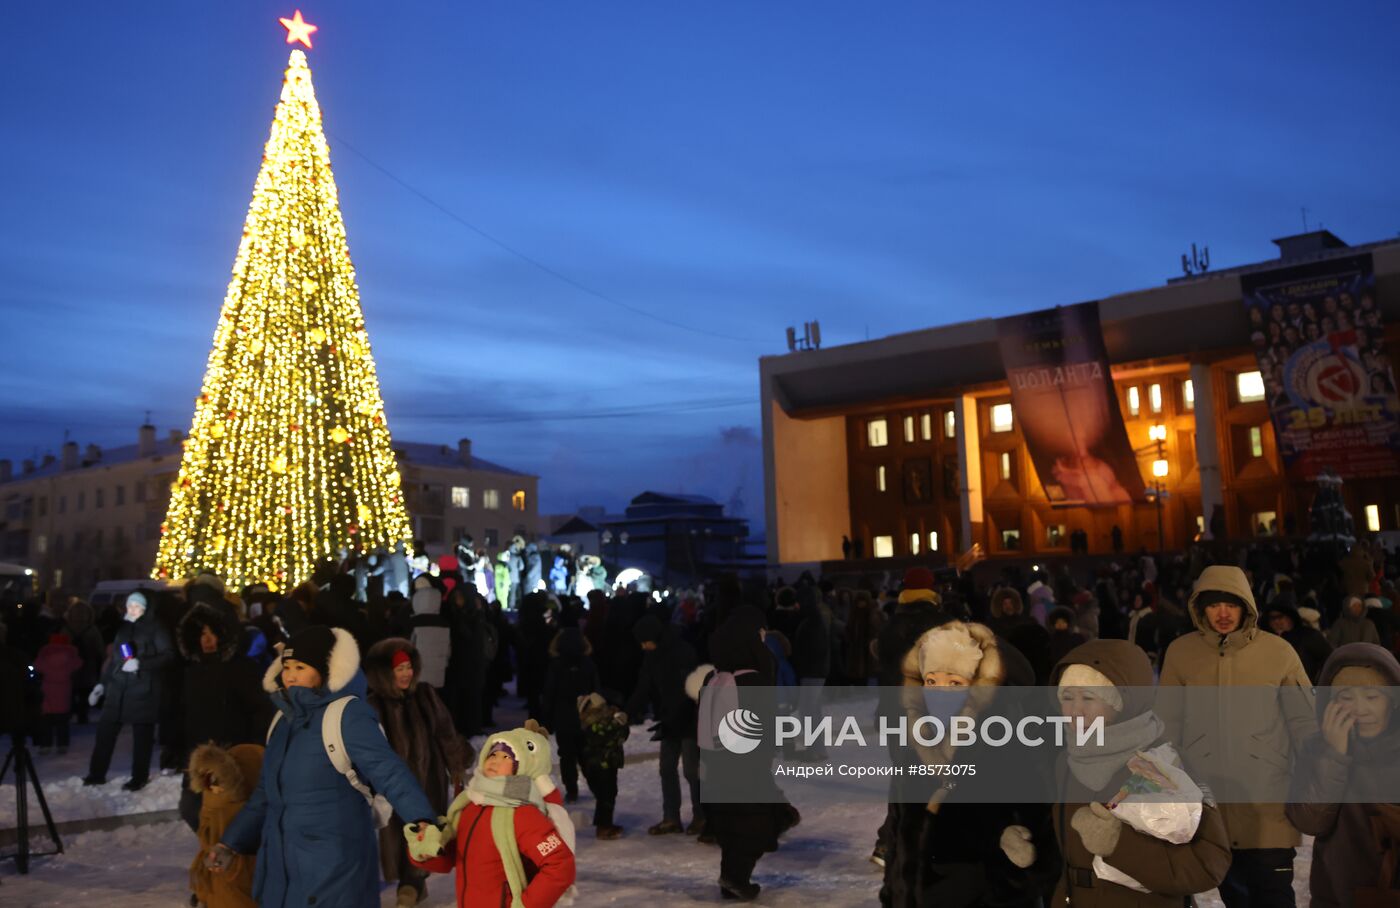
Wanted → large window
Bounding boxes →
[483,489,500,510]
[1182,379,1195,411]
[1366,504,1381,533]
[999,451,1012,480]
[920,413,933,441]
[944,410,957,439]
[909,533,921,555]
[867,419,889,448]
[872,536,894,558]
[1148,383,1163,414]
[512,490,527,512]
[451,486,470,508]
[903,416,915,444]
[1127,387,1141,417]
[990,403,1014,433]
[928,531,939,552]
[1237,371,1265,403]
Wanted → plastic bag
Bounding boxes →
[1091,743,1204,891]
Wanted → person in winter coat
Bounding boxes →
[365,637,471,907]
[1328,596,1382,648]
[987,587,1035,640]
[1048,606,1088,669]
[177,603,275,831]
[1158,565,1318,908]
[188,742,264,908]
[524,543,543,595]
[84,591,176,790]
[691,607,799,900]
[443,586,491,736]
[540,627,600,803]
[408,577,451,693]
[843,590,884,684]
[626,613,703,835]
[881,619,1058,908]
[1287,643,1400,908]
[517,592,554,722]
[33,632,82,754]
[1052,639,1231,908]
[792,585,831,760]
[577,692,629,839]
[211,625,439,908]
[1341,546,1375,600]
[1263,602,1334,684]
[63,598,106,724]
[407,725,577,907]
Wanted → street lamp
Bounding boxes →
[1135,427,1170,556]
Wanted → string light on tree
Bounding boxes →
[153,15,411,590]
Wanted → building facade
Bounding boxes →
[0,430,538,592]
[761,232,1400,565]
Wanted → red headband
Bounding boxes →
[392,650,413,669]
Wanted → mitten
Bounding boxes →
[1071,802,1122,857]
[88,684,105,706]
[999,824,1036,868]
[121,658,140,673]
[405,822,445,861]
[205,843,237,873]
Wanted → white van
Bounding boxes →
[0,561,39,600]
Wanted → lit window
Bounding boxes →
[903,416,915,443]
[920,413,933,441]
[1249,426,1263,459]
[990,403,1013,433]
[512,490,527,512]
[35,534,47,555]
[877,466,887,492]
[1183,379,1195,411]
[1251,511,1277,536]
[944,410,957,439]
[1149,383,1162,414]
[1237,371,1265,403]
[483,489,500,510]
[1196,515,1205,533]
[909,533,921,555]
[873,536,894,558]
[1366,504,1381,533]
[1127,387,1140,417]
[1000,451,1012,480]
[451,486,470,508]
[867,419,888,448]
[1046,524,1067,547]
[1001,528,1021,550]
[928,531,939,551]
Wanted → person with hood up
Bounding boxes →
[1052,639,1231,908]
[1048,606,1088,668]
[1287,643,1400,908]
[188,742,264,908]
[987,587,1035,640]
[577,692,629,839]
[209,626,439,908]
[690,606,799,900]
[626,611,703,835]
[1328,596,1382,648]
[1026,580,1055,626]
[83,590,176,790]
[34,631,82,754]
[1158,565,1317,908]
[365,637,472,907]
[881,619,1058,908]
[176,602,274,831]
[407,724,577,907]
[791,584,831,761]
[1263,601,1334,684]
[63,598,106,724]
[541,626,600,802]
[408,577,451,693]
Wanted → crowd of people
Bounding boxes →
[1,533,1398,907]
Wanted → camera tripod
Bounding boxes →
[0,736,62,873]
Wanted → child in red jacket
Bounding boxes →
[408,723,576,907]
[34,632,83,754]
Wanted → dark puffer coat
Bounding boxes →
[1287,643,1400,908]
[101,609,176,724]
[364,637,471,883]
[178,604,273,759]
[625,616,698,741]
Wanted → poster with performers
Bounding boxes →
[1241,254,1400,479]
[996,302,1146,506]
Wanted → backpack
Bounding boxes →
[266,695,394,828]
[696,669,756,752]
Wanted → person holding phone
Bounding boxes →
[83,590,176,790]
[1287,643,1400,908]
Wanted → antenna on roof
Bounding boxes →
[1180,242,1210,277]
[785,326,797,353]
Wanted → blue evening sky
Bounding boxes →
[3,1,1398,522]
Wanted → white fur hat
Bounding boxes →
[918,624,983,680]
[1058,663,1123,713]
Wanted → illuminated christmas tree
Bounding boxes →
[154,29,411,590]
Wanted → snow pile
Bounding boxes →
[0,772,182,829]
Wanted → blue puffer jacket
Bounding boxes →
[222,629,435,908]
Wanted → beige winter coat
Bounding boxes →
[1157,565,1317,850]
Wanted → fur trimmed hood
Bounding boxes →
[900,620,1004,688]
[364,636,420,698]
[685,663,715,702]
[188,742,264,804]
[262,626,360,694]
[177,602,240,662]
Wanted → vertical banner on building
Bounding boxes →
[996,302,1146,505]
[1241,254,1400,479]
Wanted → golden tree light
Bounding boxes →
[153,49,412,590]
